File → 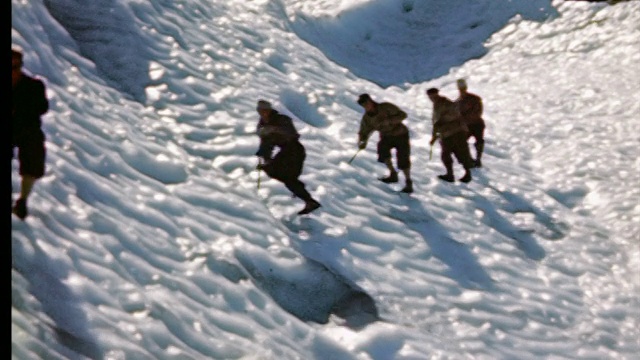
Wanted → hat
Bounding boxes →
[12,47,23,63]
[426,88,439,95]
[456,78,468,89]
[357,93,372,105]
[256,100,272,111]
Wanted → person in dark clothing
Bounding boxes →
[12,48,49,220]
[255,100,321,215]
[356,94,413,193]
[427,88,473,183]
[455,79,485,168]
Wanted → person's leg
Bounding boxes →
[377,137,398,182]
[282,177,320,214]
[11,145,16,207]
[12,175,36,218]
[20,175,36,200]
[399,168,413,193]
[438,139,455,182]
[452,133,473,183]
[467,123,484,167]
[474,123,485,167]
[270,142,320,214]
[383,159,397,177]
[400,168,412,183]
[264,163,307,200]
[14,138,45,219]
[395,133,413,193]
[283,179,312,202]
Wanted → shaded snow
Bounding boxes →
[11,0,640,359]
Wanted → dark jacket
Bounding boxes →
[455,92,484,125]
[431,96,468,139]
[12,74,49,145]
[358,102,408,144]
[255,110,300,160]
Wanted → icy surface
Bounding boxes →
[12,0,639,359]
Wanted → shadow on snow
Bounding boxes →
[12,226,103,359]
[391,196,496,290]
[289,0,558,88]
[43,0,153,103]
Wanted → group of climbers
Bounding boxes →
[254,79,485,215]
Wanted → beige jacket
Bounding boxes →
[358,102,408,144]
[432,96,468,139]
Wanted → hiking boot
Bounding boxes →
[472,158,482,168]
[378,172,399,184]
[12,198,28,220]
[298,200,321,215]
[459,171,472,183]
[437,174,454,182]
[401,180,413,194]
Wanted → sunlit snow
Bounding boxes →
[12,0,639,359]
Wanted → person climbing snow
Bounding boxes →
[427,88,473,183]
[356,93,413,193]
[12,47,50,220]
[455,78,485,168]
[254,100,321,215]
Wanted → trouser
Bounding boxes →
[467,122,485,160]
[440,131,474,174]
[263,141,313,202]
[377,132,411,170]
[13,130,46,178]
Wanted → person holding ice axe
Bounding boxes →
[426,88,473,183]
[254,100,321,215]
[355,93,413,193]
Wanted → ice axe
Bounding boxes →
[347,148,362,165]
[257,159,263,189]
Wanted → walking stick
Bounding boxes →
[348,148,362,164]
[257,160,262,190]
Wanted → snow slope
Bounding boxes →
[11,0,639,359]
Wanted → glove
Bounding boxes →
[256,159,271,171]
[358,141,367,150]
